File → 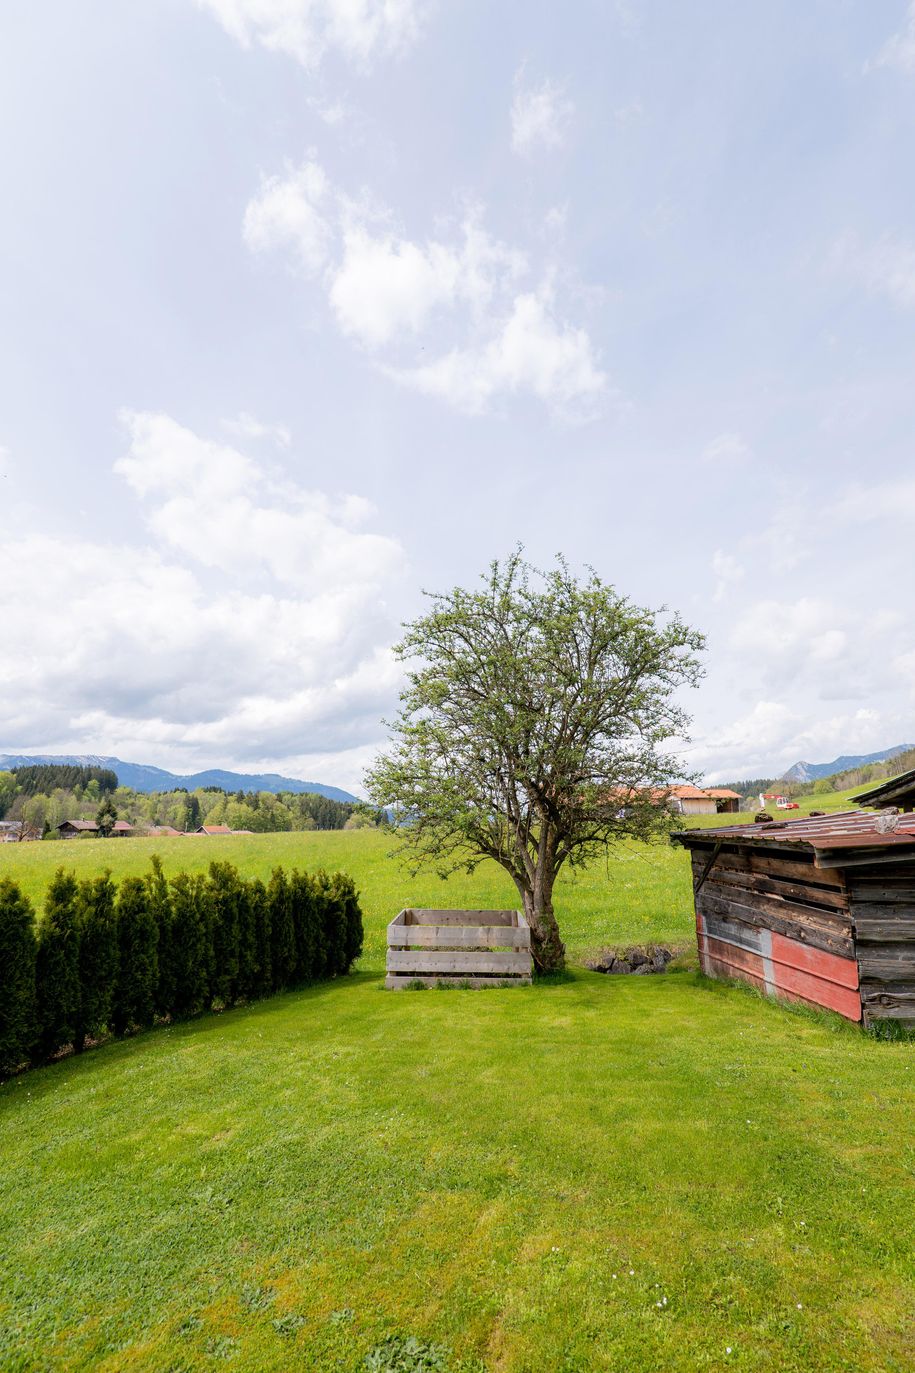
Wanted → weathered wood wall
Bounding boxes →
[386,909,533,989]
[847,861,915,1024]
[690,846,862,1021]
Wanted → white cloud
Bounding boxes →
[711,549,745,603]
[510,67,574,156]
[243,159,332,273]
[829,231,915,309]
[222,411,292,448]
[701,431,751,464]
[195,0,426,71]
[827,477,915,523]
[243,158,605,416]
[0,413,405,787]
[391,290,606,417]
[869,3,915,74]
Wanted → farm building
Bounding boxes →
[57,819,134,838]
[194,824,234,835]
[675,811,915,1027]
[668,785,742,816]
[851,767,915,813]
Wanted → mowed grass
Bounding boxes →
[0,828,697,964]
[1,831,914,1371]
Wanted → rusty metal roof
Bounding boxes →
[674,809,915,860]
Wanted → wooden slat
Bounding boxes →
[861,985,915,1022]
[699,880,853,939]
[386,949,532,976]
[697,888,853,958]
[387,924,531,949]
[386,975,532,990]
[696,864,850,911]
[405,909,517,926]
[692,848,844,890]
[856,946,915,980]
[853,914,915,942]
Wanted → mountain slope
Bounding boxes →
[0,754,358,803]
[781,744,913,784]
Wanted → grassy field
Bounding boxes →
[1,828,914,1372]
[0,828,698,964]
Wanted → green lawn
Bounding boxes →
[1,831,913,1372]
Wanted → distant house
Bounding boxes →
[58,819,134,839]
[0,820,28,842]
[194,824,234,835]
[667,785,742,816]
[58,820,98,838]
[146,825,182,837]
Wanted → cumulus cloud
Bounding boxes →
[868,2,915,74]
[221,411,292,447]
[510,67,574,156]
[829,231,915,309]
[0,413,405,788]
[195,0,426,70]
[710,549,744,603]
[243,157,606,416]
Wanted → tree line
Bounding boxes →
[0,859,363,1078]
[0,769,384,837]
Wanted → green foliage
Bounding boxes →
[34,869,81,1059]
[208,861,241,1006]
[367,551,705,971]
[96,796,118,838]
[364,1335,450,1372]
[146,856,175,1017]
[267,867,297,989]
[0,878,36,1075]
[73,871,118,1052]
[113,877,158,1034]
[168,872,212,1018]
[13,764,118,797]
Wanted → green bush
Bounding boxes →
[73,872,118,1052]
[35,869,81,1060]
[0,878,37,1076]
[3,859,362,1078]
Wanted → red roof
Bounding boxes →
[705,788,741,799]
[197,824,233,835]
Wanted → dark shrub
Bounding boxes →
[35,869,81,1060]
[113,877,158,1034]
[0,878,37,1076]
[73,871,118,1052]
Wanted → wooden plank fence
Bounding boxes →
[386,909,533,989]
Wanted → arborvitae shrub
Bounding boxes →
[248,878,272,999]
[0,878,37,1076]
[35,869,81,1060]
[169,872,212,1017]
[315,870,347,977]
[235,876,258,1002]
[333,872,363,973]
[146,856,176,1018]
[267,868,296,990]
[207,862,240,1006]
[289,870,320,982]
[113,877,158,1034]
[74,872,118,1053]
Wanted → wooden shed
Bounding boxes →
[674,811,915,1027]
[386,909,532,989]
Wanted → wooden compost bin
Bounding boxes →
[386,909,532,989]
[674,811,915,1026]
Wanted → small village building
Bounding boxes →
[851,768,915,813]
[667,785,742,816]
[0,820,26,842]
[194,824,234,835]
[675,811,915,1027]
[147,825,182,837]
[58,820,99,838]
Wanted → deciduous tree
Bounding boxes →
[366,552,704,972]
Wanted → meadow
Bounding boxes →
[1,824,913,1372]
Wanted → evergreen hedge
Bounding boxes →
[0,859,364,1078]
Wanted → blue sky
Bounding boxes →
[2,0,915,791]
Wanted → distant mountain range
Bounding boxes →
[0,754,358,803]
[780,744,913,785]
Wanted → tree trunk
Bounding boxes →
[520,884,565,974]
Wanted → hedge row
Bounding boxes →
[0,859,363,1078]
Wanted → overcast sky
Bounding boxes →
[2,1,915,793]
